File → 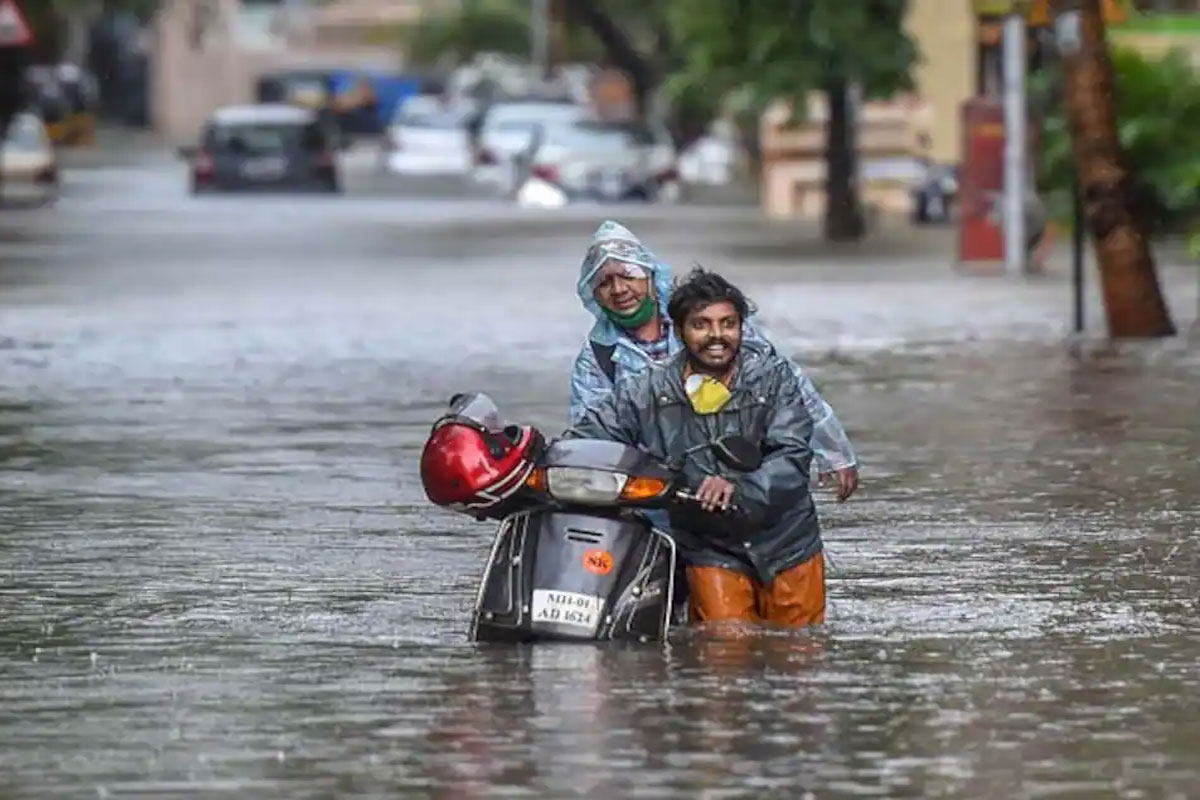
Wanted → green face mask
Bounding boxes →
[602,295,657,329]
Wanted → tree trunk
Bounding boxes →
[562,0,655,117]
[823,79,865,242]
[1055,0,1175,337]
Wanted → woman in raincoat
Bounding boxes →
[569,220,859,498]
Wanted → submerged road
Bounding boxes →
[1,141,1198,798]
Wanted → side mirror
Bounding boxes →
[177,145,197,160]
[711,435,761,472]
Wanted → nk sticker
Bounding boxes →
[583,549,614,575]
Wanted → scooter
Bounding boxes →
[419,392,761,643]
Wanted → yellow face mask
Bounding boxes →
[685,374,732,414]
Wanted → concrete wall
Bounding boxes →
[906,0,978,164]
[151,0,403,144]
[152,0,251,144]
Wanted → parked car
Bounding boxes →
[1,111,59,207]
[381,95,475,176]
[516,119,681,205]
[181,104,342,195]
[471,98,590,194]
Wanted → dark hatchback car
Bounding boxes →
[182,104,341,195]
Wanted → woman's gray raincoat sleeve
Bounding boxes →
[787,362,856,473]
[566,370,643,446]
[569,344,610,426]
[741,323,856,473]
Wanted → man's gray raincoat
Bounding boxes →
[569,339,821,583]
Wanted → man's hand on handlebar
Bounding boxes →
[695,476,735,512]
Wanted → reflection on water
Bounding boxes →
[2,338,1197,798]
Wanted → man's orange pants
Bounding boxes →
[686,553,826,626]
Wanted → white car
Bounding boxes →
[472,99,590,194]
[1,112,58,207]
[519,120,681,205]
[381,96,475,176]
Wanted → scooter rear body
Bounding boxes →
[470,508,678,643]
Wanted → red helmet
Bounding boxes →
[420,393,542,519]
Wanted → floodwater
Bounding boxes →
[1,146,1198,799]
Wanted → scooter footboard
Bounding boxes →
[470,510,677,643]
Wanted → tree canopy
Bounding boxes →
[1036,46,1200,257]
[664,0,918,114]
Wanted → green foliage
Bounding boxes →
[664,0,918,119]
[1036,47,1200,252]
[399,0,535,66]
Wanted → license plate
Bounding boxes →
[240,157,287,179]
[531,589,604,632]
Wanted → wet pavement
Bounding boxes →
[1,139,1199,799]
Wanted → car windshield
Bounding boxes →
[209,122,325,154]
[3,116,47,153]
[544,122,656,151]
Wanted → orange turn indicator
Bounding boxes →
[525,468,548,492]
[620,476,668,501]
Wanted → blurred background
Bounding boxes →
[3,0,1199,249]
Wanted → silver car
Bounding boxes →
[1,112,59,207]
[471,99,590,194]
[382,96,475,176]
[520,120,681,204]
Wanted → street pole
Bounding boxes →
[531,0,549,80]
[1002,12,1028,276]
[1072,176,1085,333]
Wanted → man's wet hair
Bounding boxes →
[667,266,755,329]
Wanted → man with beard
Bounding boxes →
[571,220,858,502]
[569,268,825,626]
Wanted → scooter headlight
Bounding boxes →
[545,467,627,505]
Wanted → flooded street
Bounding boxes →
[2,146,1199,799]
